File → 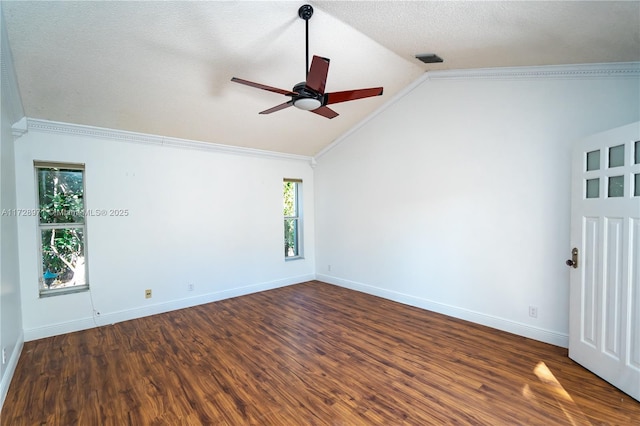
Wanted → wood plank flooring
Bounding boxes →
[2,281,639,425]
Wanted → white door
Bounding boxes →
[569,121,640,401]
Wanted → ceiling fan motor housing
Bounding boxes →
[292,81,323,110]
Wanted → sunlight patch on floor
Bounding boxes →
[529,361,591,425]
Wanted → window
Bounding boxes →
[283,178,302,259]
[36,162,88,296]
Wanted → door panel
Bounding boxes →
[583,217,599,347]
[631,219,640,370]
[603,217,623,359]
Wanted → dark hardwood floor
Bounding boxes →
[2,281,639,425]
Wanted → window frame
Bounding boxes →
[284,178,303,260]
[35,161,90,297]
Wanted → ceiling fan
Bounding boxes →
[230,4,383,119]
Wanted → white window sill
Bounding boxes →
[40,284,89,298]
[285,256,305,262]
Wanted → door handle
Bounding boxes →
[566,247,578,268]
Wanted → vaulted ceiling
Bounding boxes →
[3,1,639,156]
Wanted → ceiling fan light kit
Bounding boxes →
[294,98,322,111]
[230,4,383,119]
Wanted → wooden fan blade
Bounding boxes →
[310,106,339,119]
[325,87,383,105]
[259,101,294,115]
[231,77,297,96]
[305,56,330,94]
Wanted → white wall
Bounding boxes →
[314,63,640,347]
[0,3,25,408]
[14,124,315,340]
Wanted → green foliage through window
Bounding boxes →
[284,180,300,258]
[37,164,87,292]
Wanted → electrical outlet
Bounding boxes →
[327,264,332,272]
[529,306,538,318]
[2,348,7,364]
[145,289,152,299]
[187,283,194,291]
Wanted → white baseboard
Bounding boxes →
[316,274,569,348]
[23,317,97,342]
[0,330,24,413]
[23,274,314,341]
[22,272,568,346]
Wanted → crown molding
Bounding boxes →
[314,62,640,162]
[426,61,640,81]
[20,118,313,164]
[11,116,27,138]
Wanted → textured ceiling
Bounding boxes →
[3,1,639,156]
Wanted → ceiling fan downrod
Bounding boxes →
[298,4,314,78]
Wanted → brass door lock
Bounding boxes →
[566,247,578,269]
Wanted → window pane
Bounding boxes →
[41,227,86,289]
[283,179,302,259]
[283,181,297,216]
[608,175,624,198]
[284,218,298,257]
[608,144,624,168]
[38,168,84,224]
[586,178,599,199]
[635,141,639,165]
[586,150,600,171]
[635,173,640,197]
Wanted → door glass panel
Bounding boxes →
[608,144,624,168]
[635,141,639,165]
[608,175,624,197]
[586,150,600,171]
[586,178,599,198]
[635,173,640,197]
